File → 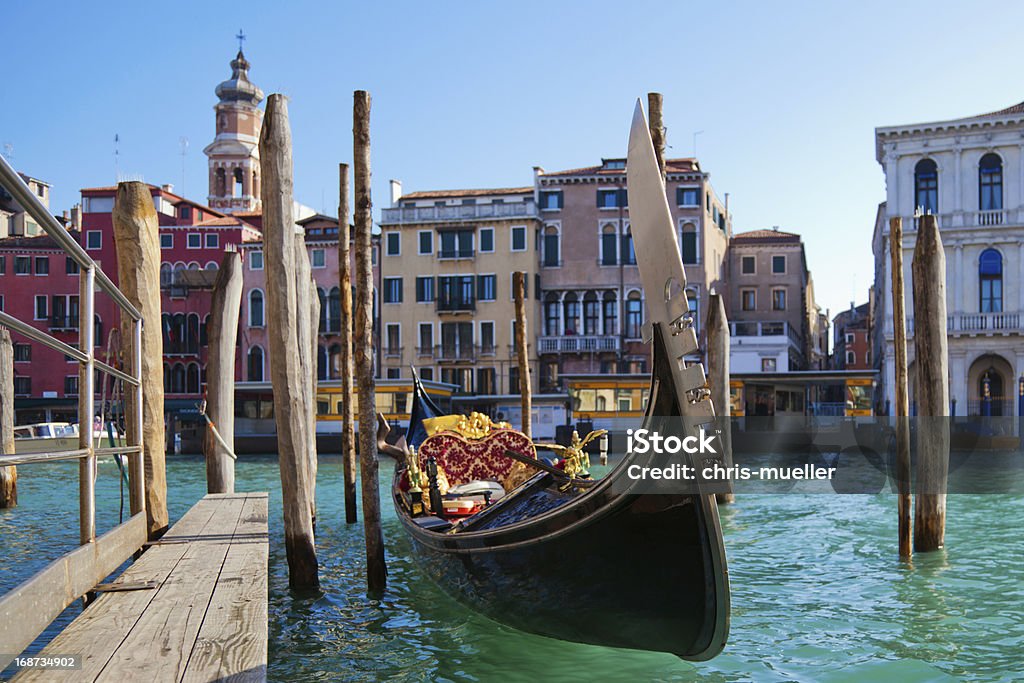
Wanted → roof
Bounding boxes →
[399,187,533,201]
[0,231,78,250]
[296,213,339,226]
[81,183,186,203]
[980,100,1024,117]
[540,158,700,178]
[194,216,248,227]
[232,210,263,217]
[731,228,802,243]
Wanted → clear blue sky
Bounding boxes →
[4,0,1023,318]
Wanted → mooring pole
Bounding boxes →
[294,226,318,525]
[260,94,319,589]
[707,292,733,505]
[889,217,912,559]
[113,181,168,539]
[205,247,243,494]
[911,213,949,552]
[513,271,532,437]
[0,328,17,508]
[647,92,666,179]
[354,89,387,592]
[338,163,358,524]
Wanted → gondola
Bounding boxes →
[385,102,730,660]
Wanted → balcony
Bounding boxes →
[538,335,621,354]
[380,200,537,225]
[892,209,1016,232]
[899,312,1024,337]
[383,345,403,358]
[436,296,476,313]
[49,315,79,331]
[731,321,802,348]
[437,249,475,260]
[435,344,476,362]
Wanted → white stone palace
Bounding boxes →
[873,101,1024,416]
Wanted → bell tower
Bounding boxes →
[204,36,263,213]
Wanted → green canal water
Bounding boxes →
[1,454,1022,682]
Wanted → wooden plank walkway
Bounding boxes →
[13,492,269,683]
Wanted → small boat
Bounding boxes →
[13,421,128,457]
[386,104,729,660]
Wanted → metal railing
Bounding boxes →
[380,200,537,224]
[0,156,146,602]
[538,335,621,354]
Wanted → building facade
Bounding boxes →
[874,100,1024,416]
[1,172,51,238]
[726,228,826,373]
[533,158,730,389]
[833,301,871,370]
[378,186,541,399]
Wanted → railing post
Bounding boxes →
[130,318,145,516]
[79,265,96,545]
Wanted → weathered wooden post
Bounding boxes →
[204,247,243,494]
[0,328,16,508]
[513,271,532,437]
[260,94,319,588]
[911,213,949,552]
[647,92,666,178]
[889,217,912,559]
[707,292,733,505]
[113,181,168,538]
[294,228,318,523]
[354,89,386,592]
[338,163,358,523]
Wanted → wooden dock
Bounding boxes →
[13,492,269,682]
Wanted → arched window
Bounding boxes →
[171,363,186,394]
[625,292,643,338]
[681,222,698,265]
[160,263,173,288]
[161,313,172,347]
[233,167,244,198]
[200,314,210,347]
[328,287,341,333]
[249,290,264,327]
[543,225,560,267]
[621,227,636,265]
[600,224,617,266]
[173,262,186,285]
[171,313,186,354]
[979,248,1003,313]
[186,313,200,353]
[979,153,1003,212]
[563,292,579,335]
[205,261,219,270]
[317,287,327,333]
[186,363,200,394]
[583,292,599,335]
[685,287,699,334]
[544,292,560,336]
[248,346,264,381]
[317,345,328,381]
[914,159,938,214]
[215,168,226,197]
[602,291,618,335]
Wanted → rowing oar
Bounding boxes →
[501,450,597,486]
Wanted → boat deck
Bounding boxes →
[12,492,269,682]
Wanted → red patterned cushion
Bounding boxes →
[418,428,535,488]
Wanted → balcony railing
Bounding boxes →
[435,344,476,362]
[438,249,475,260]
[383,345,403,358]
[436,296,475,313]
[731,321,802,347]
[381,200,537,225]
[49,315,80,330]
[894,209,1016,232]
[898,312,1024,337]
[538,335,621,354]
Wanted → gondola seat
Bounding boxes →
[418,428,536,490]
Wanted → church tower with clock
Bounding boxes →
[204,36,264,213]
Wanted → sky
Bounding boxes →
[4,0,1024,318]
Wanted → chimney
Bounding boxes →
[389,180,402,207]
[161,183,174,193]
[70,204,81,230]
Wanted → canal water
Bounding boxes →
[1,455,1022,682]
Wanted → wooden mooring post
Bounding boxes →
[513,271,532,437]
[354,89,386,592]
[707,292,733,505]
[889,217,912,559]
[205,247,243,494]
[338,163,358,524]
[113,181,168,538]
[647,92,666,179]
[911,213,949,552]
[260,93,319,589]
[295,224,319,526]
[0,328,16,508]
